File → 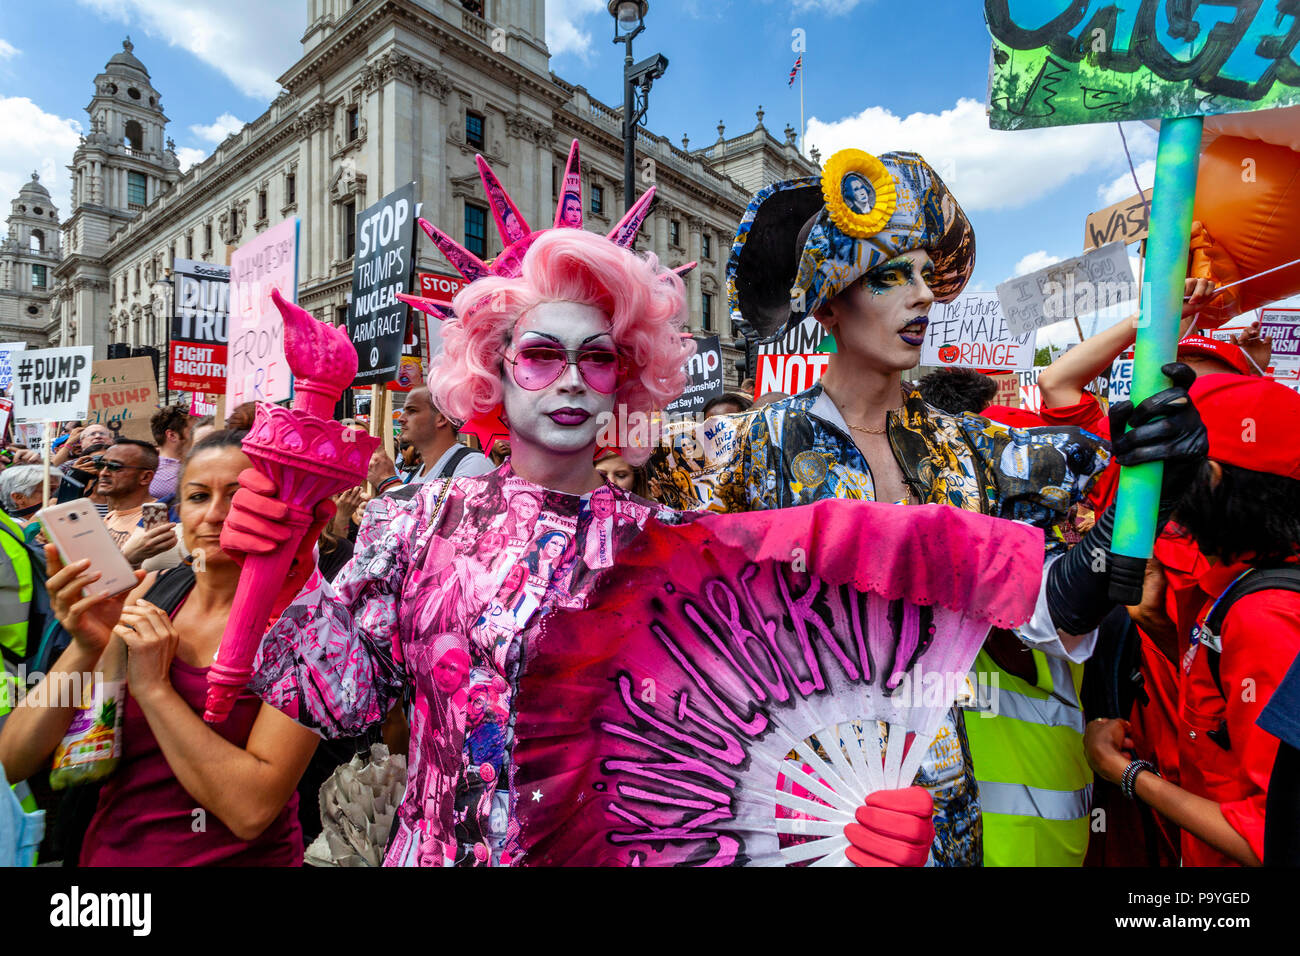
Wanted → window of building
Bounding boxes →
[258,190,268,222]
[31,265,47,290]
[464,203,487,258]
[670,220,681,246]
[204,223,213,252]
[286,172,297,206]
[702,291,714,331]
[347,107,360,143]
[702,233,712,259]
[125,119,143,150]
[591,185,604,216]
[169,243,176,267]
[337,305,350,327]
[186,233,194,258]
[465,111,485,150]
[29,230,44,253]
[343,201,357,258]
[552,164,557,201]
[128,171,148,208]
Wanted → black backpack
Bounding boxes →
[1196,567,1300,751]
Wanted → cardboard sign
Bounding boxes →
[87,357,159,442]
[664,335,725,416]
[997,243,1135,337]
[170,258,230,393]
[1017,367,1042,413]
[12,346,93,424]
[756,353,830,398]
[349,183,417,386]
[991,372,1020,408]
[0,342,27,394]
[922,293,1035,371]
[1084,189,1153,251]
[227,218,298,406]
[986,1,1300,130]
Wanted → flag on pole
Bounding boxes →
[788,55,802,86]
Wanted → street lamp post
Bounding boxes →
[608,1,667,214]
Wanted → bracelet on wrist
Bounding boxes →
[375,475,400,492]
[1120,758,1159,799]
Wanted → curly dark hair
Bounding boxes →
[150,403,192,446]
[1175,460,1300,565]
[917,367,998,416]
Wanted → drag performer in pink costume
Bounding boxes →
[224,144,699,865]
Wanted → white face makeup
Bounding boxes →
[817,248,937,374]
[500,300,618,457]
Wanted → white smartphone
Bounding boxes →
[38,499,139,596]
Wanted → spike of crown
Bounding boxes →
[397,139,692,320]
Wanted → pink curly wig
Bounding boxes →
[427,228,693,464]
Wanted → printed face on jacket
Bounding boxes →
[816,248,936,374]
[501,301,618,457]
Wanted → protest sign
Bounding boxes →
[190,392,218,417]
[416,272,468,359]
[986,2,1300,131]
[756,353,830,398]
[755,316,830,357]
[88,357,158,441]
[227,218,298,406]
[349,183,417,386]
[1261,308,1300,361]
[923,293,1035,372]
[1109,355,1135,405]
[1085,189,1153,251]
[12,347,93,424]
[664,335,724,416]
[991,372,1020,408]
[1017,368,1042,413]
[170,258,230,393]
[0,396,11,438]
[996,243,1135,337]
[0,342,27,394]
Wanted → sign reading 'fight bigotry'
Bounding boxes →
[170,258,230,393]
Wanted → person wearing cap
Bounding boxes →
[1038,308,1277,865]
[1086,375,1300,866]
[647,148,1208,866]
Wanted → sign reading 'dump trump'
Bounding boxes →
[985,1,1300,131]
[170,258,230,393]
[12,347,94,424]
[348,183,417,386]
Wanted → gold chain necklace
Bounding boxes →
[847,419,889,435]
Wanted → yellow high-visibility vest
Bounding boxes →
[966,647,1093,867]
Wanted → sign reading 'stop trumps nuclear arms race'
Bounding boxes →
[348,183,417,386]
[985,1,1300,130]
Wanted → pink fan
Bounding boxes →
[512,499,1044,866]
[205,289,379,722]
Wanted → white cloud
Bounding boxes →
[175,146,207,172]
[1011,250,1063,279]
[792,0,868,12]
[77,0,299,100]
[806,99,1156,212]
[0,97,83,221]
[0,39,19,60]
[1097,158,1155,205]
[545,0,607,61]
[190,112,245,144]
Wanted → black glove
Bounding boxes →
[1108,361,1208,524]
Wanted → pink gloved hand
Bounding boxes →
[221,468,335,616]
[843,786,934,867]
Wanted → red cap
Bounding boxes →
[1189,374,1300,479]
[981,404,1045,428]
[1176,335,1256,377]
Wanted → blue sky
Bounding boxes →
[0,0,1211,337]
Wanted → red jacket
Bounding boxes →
[1179,561,1300,866]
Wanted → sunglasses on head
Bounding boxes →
[501,345,624,394]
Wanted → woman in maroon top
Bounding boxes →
[0,431,319,865]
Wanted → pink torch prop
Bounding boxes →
[204,289,380,722]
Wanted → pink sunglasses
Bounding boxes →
[501,345,624,393]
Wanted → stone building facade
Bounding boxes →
[51,0,818,389]
[0,173,62,346]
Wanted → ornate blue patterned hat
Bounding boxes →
[727,149,975,345]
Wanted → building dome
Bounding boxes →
[18,172,51,201]
[105,37,150,80]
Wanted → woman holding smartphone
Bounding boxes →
[0,430,319,865]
